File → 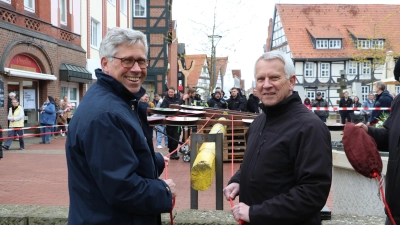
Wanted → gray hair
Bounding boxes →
[375,81,386,91]
[99,27,148,60]
[254,51,295,79]
[9,92,16,97]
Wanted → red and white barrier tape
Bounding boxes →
[0,124,68,132]
[308,107,391,111]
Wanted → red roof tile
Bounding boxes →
[274,4,400,59]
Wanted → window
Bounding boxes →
[120,0,127,15]
[271,13,287,48]
[395,86,400,95]
[305,62,313,77]
[108,0,116,5]
[348,61,358,75]
[134,0,146,17]
[24,0,35,12]
[329,40,341,49]
[316,40,328,49]
[60,0,67,25]
[359,40,370,49]
[361,61,371,75]
[91,19,101,48]
[61,85,79,113]
[371,40,384,49]
[358,39,385,49]
[361,86,370,102]
[321,63,330,77]
[306,91,315,99]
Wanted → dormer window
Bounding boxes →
[316,39,341,49]
[357,39,384,49]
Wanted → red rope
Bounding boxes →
[229,115,243,225]
[372,171,396,225]
[163,113,216,225]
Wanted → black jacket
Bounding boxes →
[160,94,183,108]
[66,69,171,225]
[368,95,400,223]
[227,95,247,111]
[339,97,352,114]
[311,98,328,118]
[229,92,332,225]
[207,96,227,109]
[247,94,260,113]
[369,90,393,123]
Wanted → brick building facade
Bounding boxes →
[0,0,88,129]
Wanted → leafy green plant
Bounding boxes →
[374,112,389,128]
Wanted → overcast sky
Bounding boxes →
[172,0,399,90]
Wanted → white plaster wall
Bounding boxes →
[107,2,117,28]
[295,61,303,75]
[80,0,87,53]
[90,0,102,54]
[120,13,128,28]
[73,0,80,34]
[51,0,58,26]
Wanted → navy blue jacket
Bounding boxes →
[369,90,393,123]
[66,69,171,225]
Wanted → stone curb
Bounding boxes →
[0,205,386,225]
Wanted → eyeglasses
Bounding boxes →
[112,57,149,69]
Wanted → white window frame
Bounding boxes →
[395,86,400,95]
[320,63,330,77]
[348,61,358,75]
[361,61,371,75]
[108,0,116,6]
[329,40,341,49]
[134,0,146,17]
[359,40,370,49]
[90,18,101,49]
[120,0,127,15]
[305,62,313,77]
[60,0,67,25]
[371,40,384,49]
[306,91,315,100]
[361,86,370,103]
[24,0,35,12]
[1,0,11,4]
[316,39,328,49]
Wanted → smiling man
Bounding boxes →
[223,51,332,225]
[66,28,176,225]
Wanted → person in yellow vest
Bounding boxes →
[2,99,25,150]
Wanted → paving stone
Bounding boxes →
[0,205,40,225]
[28,206,68,225]
[173,209,236,225]
[322,214,386,225]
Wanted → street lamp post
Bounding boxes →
[208,34,222,95]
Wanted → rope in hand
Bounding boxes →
[371,171,396,225]
[163,113,216,225]
[228,115,243,225]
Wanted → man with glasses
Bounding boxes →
[66,27,176,225]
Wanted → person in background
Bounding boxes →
[7,92,17,128]
[161,86,183,160]
[53,97,61,139]
[182,87,196,105]
[141,93,155,108]
[227,87,247,111]
[152,93,160,107]
[207,91,227,109]
[246,89,260,113]
[350,96,363,124]
[339,91,352,124]
[39,96,56,144]
[56,111,67,137]
[155,93,168,149]
[194,93,203,106]
[367,81,393,126]
[223,51,331,224]
[2,99,25,150]
[312,92,329,122]
[65,27,176,225]
[303,97,311,108]
[362,93,375,123]
[61,95,74,125]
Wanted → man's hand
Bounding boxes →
[164,179,177,198]
[366,122,370,126]
[223,182,239,201]
[232,202,250,222]
[355,122,368,132]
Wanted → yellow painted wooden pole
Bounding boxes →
[191,119,226,191]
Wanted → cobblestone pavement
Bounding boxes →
[0,129,343,212]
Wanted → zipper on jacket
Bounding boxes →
[251,138,266,180]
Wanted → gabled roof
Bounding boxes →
[232,69,241,79]
[183,54,207,88]
[206,56,229,81]
[274,4,400,59]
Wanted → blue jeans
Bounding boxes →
[4,129,24,148]
[40,123,52,143]
[156,125,168,146]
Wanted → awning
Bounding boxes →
[59,63,92,84]
[5,68,57,80]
